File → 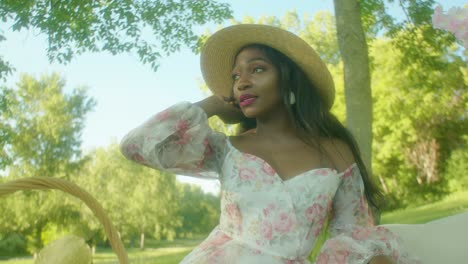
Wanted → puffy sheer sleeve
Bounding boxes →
[316,165,421,264]
[120,102,226,179]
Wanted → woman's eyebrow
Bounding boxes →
[232,57,271,71]
[246,57,270,64]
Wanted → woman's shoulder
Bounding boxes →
[321,138,356,172]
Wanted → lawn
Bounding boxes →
[0,238,202,264]
[381,191,468,224]
[2,191,468,264]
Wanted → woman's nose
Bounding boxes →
[236,74,252,91]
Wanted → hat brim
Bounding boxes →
[200,24,335,108]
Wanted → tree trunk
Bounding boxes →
[140,232,145,250]
[34,225,43,258]
[333,0,373,175]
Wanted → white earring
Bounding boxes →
[290,92,296,105]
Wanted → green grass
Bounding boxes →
[0,238,202,264]
[381,191,468,224]
[2,191,468,264]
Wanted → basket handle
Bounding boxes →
[0,177,129,264]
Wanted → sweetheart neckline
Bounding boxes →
[225,138,356,183]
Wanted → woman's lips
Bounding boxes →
[239,97,257,107]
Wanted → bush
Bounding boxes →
[445,146,468,192]
[0,233,27,256]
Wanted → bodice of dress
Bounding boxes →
[219,139,347,260]
[120,102,421,264]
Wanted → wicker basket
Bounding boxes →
[0,177,129,264]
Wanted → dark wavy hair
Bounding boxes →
[227,44,383,222]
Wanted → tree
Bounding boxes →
[75,144,180,249]
[2,73,95,179]
[0,0,232,79]
[0,73,95,254]
[176,184,220,238]
[370,36,466,208]
[331,0,462,176]
[0,87,12,169]
[333,0,373,173]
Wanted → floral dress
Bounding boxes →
[120,102,420,264]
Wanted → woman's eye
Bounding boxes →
[231,74,240,81]
[253,67,264,73]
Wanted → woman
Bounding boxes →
[120,24,419,264]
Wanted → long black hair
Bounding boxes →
[227,44,383,221]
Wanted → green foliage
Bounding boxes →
[0,31,14,81]
[0,0,232,78]
[0,234,27,257]
[74,143,180,245]
[445,136,468,193]
[0,86,12,169]
[2,73,96,178]
[361,0,459,72]
[361,0,437,34]
[0,73,95,254]
[371,36,467,209]
[176,184,220,238]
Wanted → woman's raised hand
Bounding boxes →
[194,95,245,124]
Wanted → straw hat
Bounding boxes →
[200,24,335,108]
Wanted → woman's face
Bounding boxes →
[231,47,283,119]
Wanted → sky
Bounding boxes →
[1,0,463,194]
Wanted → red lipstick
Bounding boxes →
[239,94,257,107]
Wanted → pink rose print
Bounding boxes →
[243,153,260,162]
[320,239,351,263]
[359,195,370,215]
[274,213,293,234]
[316,253,329,264]
[175,119,189,131]
[305,199,328,239]
[175,119,191,144]
[203,138,214,157]
[125,144,137,154]
[263,203,277,217]
[305,203,324,222]
[285,259,306,264]
[376,226,388,233]
[261,161,276,176]
[176,132,191,145]
[315,169,329,176]
[261,221,273,240]
[199,232,231,250]
[342,166,353,178]
[226,203,242,232]
[329,251,350,264]
[252,249,262,255]
[351,227,373,240]
[155,109,171,121]
[239,168,256,181]
[132,153,146,164]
